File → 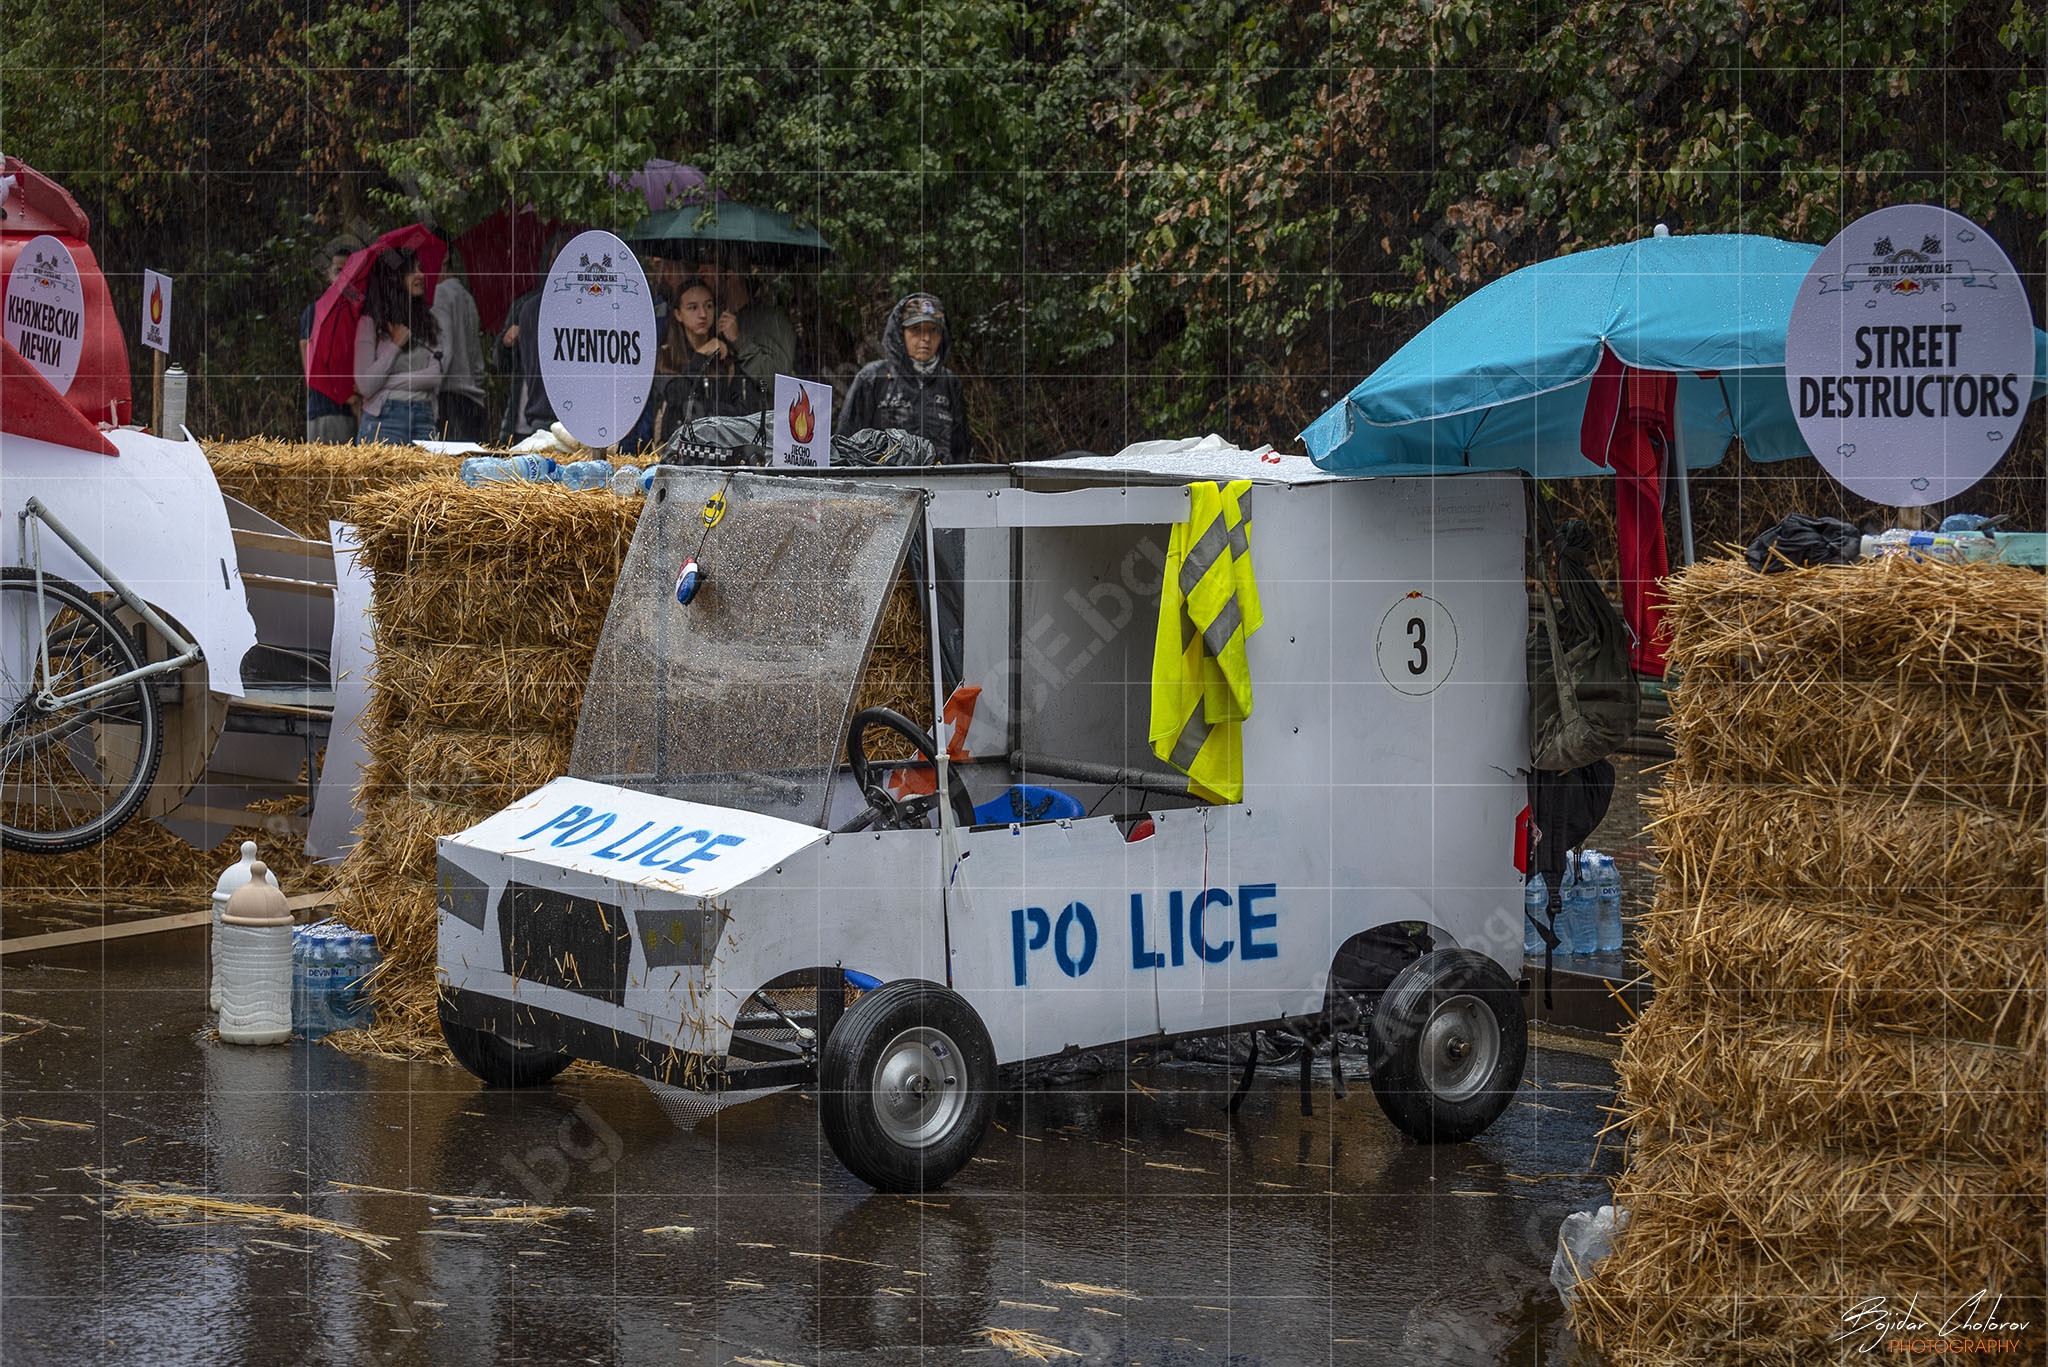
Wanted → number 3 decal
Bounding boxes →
[1377,593,1458,697]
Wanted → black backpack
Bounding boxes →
[1526,487,1639,772]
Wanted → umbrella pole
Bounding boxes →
[1670,417,1697,567]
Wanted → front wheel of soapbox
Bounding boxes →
[818,979,998,1192]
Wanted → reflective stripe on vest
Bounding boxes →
[1149,480,1262,803]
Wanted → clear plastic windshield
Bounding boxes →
[568,468,922,827]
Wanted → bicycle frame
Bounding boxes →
[15,496,202,712]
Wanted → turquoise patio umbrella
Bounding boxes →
[1301,229,2048,489]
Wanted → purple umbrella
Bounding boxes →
[625,160,727,215]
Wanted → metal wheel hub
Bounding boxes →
[872,1025,966,1148]
[1418,993,1500,1102]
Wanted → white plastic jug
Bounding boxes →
[210,842,280,1012]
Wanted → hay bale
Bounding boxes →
[1580,1132,2045,1367]
[1648,777,2045,916]
[1670,677,2046,814]
[1636,894,2045,1048]
[327,478,642,1059]
[372,641,593,732]
[851,576,936,759]
[206,438,459,539]
[345,794,490,892]
[371,569,624,650]
[397,725,571,811]
[327,474,963,1062]
[1663,555,2048,688]
[1617,988,2042,1170]
[346,476,639,583]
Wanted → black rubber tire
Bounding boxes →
[819,979,997,1192]
[438,997,574,1089]
[0,568,165,853]
[1367,947,1527,1144]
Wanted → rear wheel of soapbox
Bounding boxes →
[1366,948,1527,1144]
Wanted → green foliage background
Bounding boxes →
[4,0,2042,515]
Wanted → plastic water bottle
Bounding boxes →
[1564,854,1598,957]
[1595,855,1625,953]
[1523,872,1549,960]
[460,454,559,486]
[609,463,644,497]
[559,458,614,491]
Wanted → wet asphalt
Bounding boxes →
[1,932,1621,1367]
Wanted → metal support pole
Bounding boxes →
[1669,415,1697,567]
[22,497,200,659]
[920,496,959,986]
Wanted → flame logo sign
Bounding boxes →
[148,281,163,325]
[788,389,816,444]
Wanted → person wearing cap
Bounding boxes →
[300,234,362,443]
[838,292,970,464]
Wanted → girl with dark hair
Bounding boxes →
[650,276,764,442]
[353,246,444,444]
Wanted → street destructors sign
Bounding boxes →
[1786,204,2035,506]
[5,234,84,394]
[538,230,658,449]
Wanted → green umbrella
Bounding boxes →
[627,200,833,265]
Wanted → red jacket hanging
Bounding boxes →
[1579,348,1672,677]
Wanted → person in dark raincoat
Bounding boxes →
[838,292,970,464]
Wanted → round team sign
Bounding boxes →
[538,230,658,449]
[1786,205,2035,506]
[1376,592,1458,697]
[5,234,85,395]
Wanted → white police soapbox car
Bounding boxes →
[436,448,1534,1191]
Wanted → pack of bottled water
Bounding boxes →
[292,921,381,1039]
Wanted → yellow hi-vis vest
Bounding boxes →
[1150,480,1263,803]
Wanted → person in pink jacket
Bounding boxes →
[353,246,444,445]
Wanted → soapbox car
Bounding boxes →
[436,451,1532,1190]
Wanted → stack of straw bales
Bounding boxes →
[332,476,641,1057]
[1577,554,2046,1365]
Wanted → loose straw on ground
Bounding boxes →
[101,1180,395,1256]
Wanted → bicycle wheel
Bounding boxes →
[0,567,165,853]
